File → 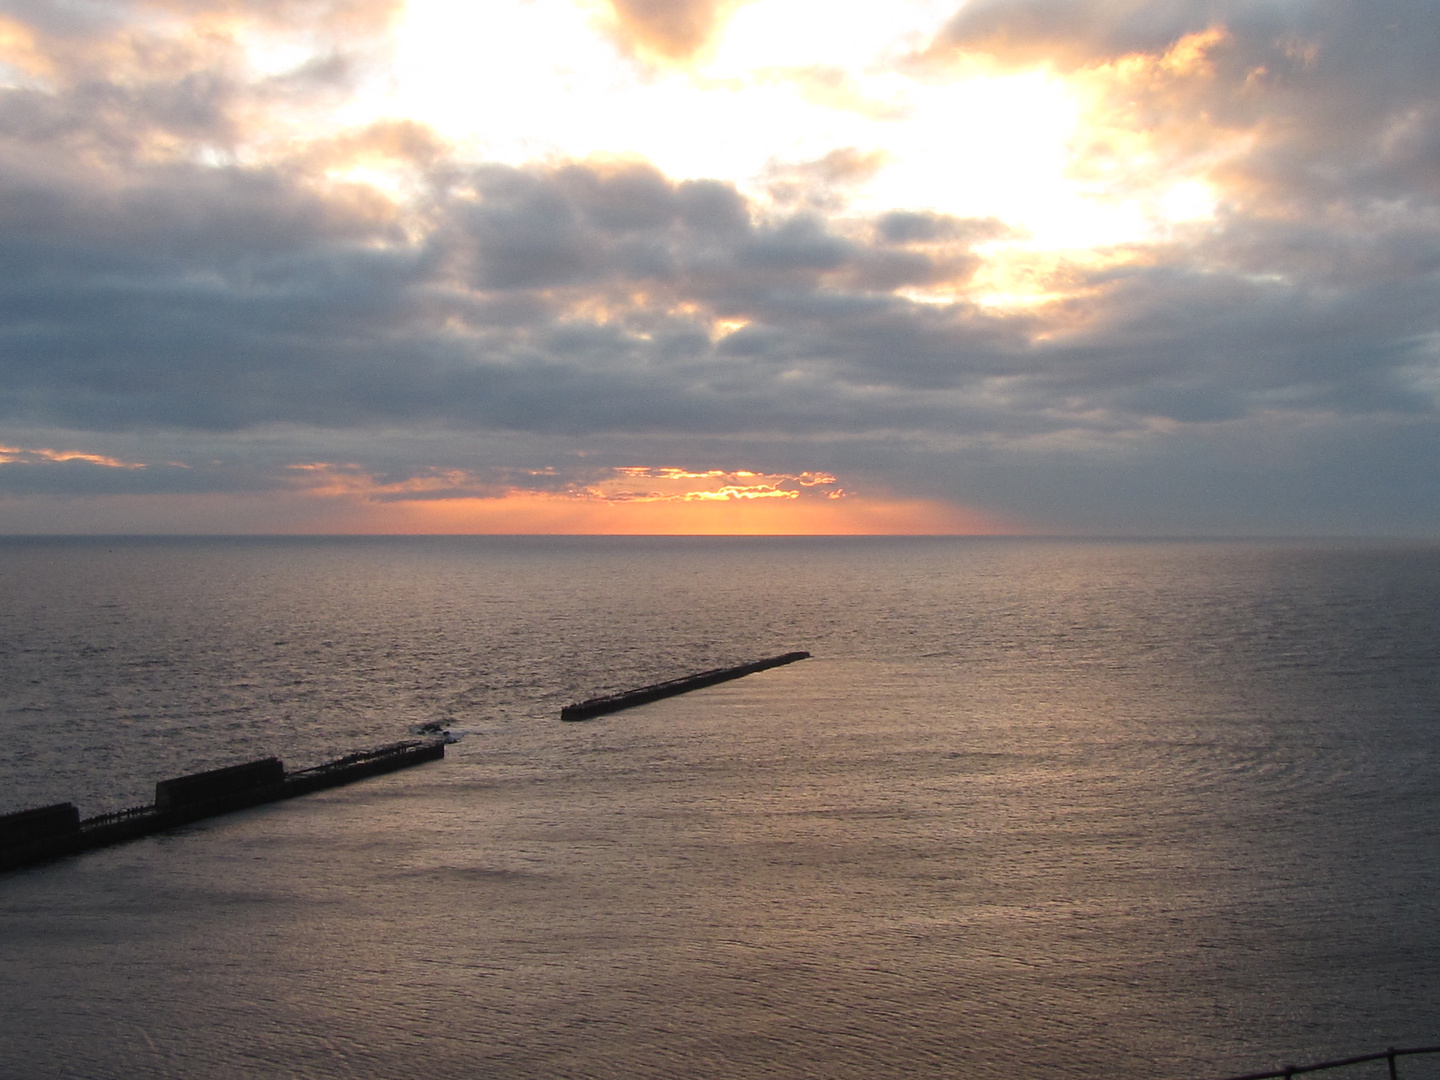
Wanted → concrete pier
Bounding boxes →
[0,739,446,873]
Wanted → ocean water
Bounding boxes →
[1,536,1438,1080]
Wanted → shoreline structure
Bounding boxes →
[561,651,810,721]
[4,651,812,869]
[0,739,446,873]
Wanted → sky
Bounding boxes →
[1,0,1438,535]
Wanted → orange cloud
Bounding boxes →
[266,461,1017,534]
[595,466,840,501]
[599,0,749,63]
[281,462,851,507]
[0,15,50,79]
[0,444,146,468]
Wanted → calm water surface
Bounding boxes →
[1,537,1437,1080]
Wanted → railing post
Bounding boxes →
[1387,1048,1397,1080]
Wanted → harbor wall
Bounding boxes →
[0,802,80,849]
[1,740,445,873]
[155,758,286,810]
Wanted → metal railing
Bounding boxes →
[285,740,425,777]
[79,804,156,829]
[1214,1046,1440,1080]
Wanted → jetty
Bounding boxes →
[560,651,811,721]
[0,738,445,873]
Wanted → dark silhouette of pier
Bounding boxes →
[561,651,811,721]
[0,739,446,873]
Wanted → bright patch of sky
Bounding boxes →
[322,0,1215,252]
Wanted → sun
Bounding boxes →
[330,0,1220,267]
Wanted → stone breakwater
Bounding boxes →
[560,652,811,721]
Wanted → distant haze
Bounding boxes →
[2,0,1438,535]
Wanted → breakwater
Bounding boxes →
[560,651,811,721]
[0,739,445,873]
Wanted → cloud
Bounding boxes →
[599,0,747,62]
[0,0,1438,534]
[0,443,144,468]
[943,1,1440,215]
[1,130,1042,440]
[937,0,1221,67]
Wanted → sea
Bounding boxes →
[0,535,1437,1080]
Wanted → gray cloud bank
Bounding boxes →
[2,0,1439,533]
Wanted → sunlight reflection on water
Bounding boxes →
[1,538,1438,1079]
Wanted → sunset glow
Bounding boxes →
[0,486,1011,536]
[381,490,1006,535]
[2,0,1436,536]
[258,462,973,534]
[0,445,146,470]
